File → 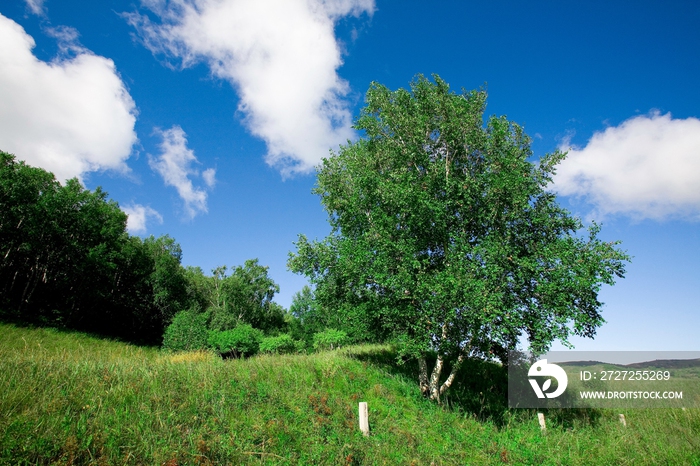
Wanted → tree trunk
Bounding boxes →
[437,353,465,398]
[428,354,445,401]
[426,353,464,402]
[418,356,430,397]
[427,324,449,401]
[420,324,468,401]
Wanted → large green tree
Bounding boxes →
[289,75,630,400]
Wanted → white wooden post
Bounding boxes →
[619,414,627,427]
[537,412,546,433]
[359,402,369,437]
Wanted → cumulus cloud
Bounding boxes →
[149,125,215,219]
[126,0,374,176]
[552,112,700,221]
[0,14,138,184]
[122,204,163,234]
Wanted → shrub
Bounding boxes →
[162,310,209,352]
[208,324,263,358]
[294,339,308,354]
[312,328,348,351]
[259,334,298,354]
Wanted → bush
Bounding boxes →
[162,310,208,352]
[259,334,298,354]
[312,328,348,351]
[294,339,308,354]
[208,324,263,358]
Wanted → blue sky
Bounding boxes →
[1,0,699,351]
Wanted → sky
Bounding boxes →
[1,0,699,352]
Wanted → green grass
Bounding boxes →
[1,323,699,465]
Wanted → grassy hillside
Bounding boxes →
[1,323,699,465]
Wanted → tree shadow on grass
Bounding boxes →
[347,346,510,424]
[0,317,160,349]
[348,346,603,429]
[545,406,603,429]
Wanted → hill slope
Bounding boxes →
[1,323,698,465]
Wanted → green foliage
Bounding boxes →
[288,75,631,355]
[207,324,264,358]
[0,151,126,320]
[287,286,325,343]
[312,328,349,351]
[182,265,211,312]
[162,310,209,352]
[2,323,699,465]
[289,286,319,326]
[0,151,285,346]
[259,333,298,354]
[0,151,195,344]
[191,260,286,333]
[143,235,190,325]
[288,75,631,398]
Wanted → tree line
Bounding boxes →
[0,151,299,347]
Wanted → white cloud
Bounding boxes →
[0,14,138,184]
[149,125,215,218]
[25,0,45,16]
[126,0,375,176]
[552,112,700,221]
[202,167,216,188]
[122,204,163,233]
[44,25,82,54]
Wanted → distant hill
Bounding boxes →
[625,358,700,369]
[559,358,700,369]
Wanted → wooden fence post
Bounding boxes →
[619,414,627,427]
[537,412,546,433]
[359,402,369,437]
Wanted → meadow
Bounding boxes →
[1,323,699,465]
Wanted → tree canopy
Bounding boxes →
[188,259,286,333]
[0,151,197,342]
[289,75,630,400]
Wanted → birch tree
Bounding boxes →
[289,75,630,401]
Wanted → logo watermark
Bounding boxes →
[528,359,568,399]
[508,351,700,408]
